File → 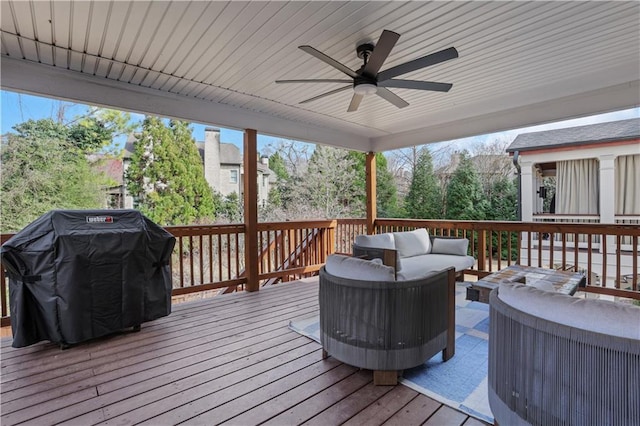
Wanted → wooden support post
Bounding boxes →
[244,129,259,292]
[477,230,487,272]
[366,152,377,235]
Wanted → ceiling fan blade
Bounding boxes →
[377,47,458,81]
[362,30,400,78]
[276,79,353,84]
[299,45,358,78]
[299,85,352,104]
[376,87,409,109]
[347,93,364,112]
[379,79,453,92]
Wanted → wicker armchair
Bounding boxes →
[319,265,456,385]
[489,287,640,426]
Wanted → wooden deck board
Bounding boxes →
[0,277,489,426]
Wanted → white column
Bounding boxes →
[599,155,616,224]
[521,161,535,222]
[599,155,616,285]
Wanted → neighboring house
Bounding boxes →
[201,128,275,206]
[507,118,639,224]
[89,155,133,209]
[123,127,275,206]
[506,118,640,287]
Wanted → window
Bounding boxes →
[230,169,238,184]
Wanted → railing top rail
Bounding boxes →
[166,224,246,236]
[257,220,337,231]
[374,218,640,236]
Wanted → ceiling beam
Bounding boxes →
[0,58,372,151]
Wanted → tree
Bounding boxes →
[293,145,363,218]
[347,152,400,218]
[487,177,518,221]
[1,125,106,232]
[68,108,138,153]
[267,152,291,208]
[445,152,489,220]
[405,149,443,219]
[125,117,215,225]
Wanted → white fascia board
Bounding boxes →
[0,58,372,151]
[371,80,640,152]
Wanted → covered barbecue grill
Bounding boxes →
[0,210,176,348]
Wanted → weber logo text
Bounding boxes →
[86,216,114,224]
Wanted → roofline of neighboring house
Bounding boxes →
[506,137,640,154]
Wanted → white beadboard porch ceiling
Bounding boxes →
[1,1,639,152]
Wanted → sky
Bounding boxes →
[1,90,638,155]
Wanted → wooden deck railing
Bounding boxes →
[1,218,638,326]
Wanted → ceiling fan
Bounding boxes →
[276,30,458,112]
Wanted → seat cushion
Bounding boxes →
[499,284,640,340]
[397,254,475,280]
[393,229,431,258]
[354,233,395,250]
[325,254,395,282]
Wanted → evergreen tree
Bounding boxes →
[487,176,518,259]
[487,177,517,221]
[125,117,215,225]
[267,152,291,208]
[1,124,106,232]
[445,152,489,220]
[404,149,442,219]
[297,145,363,218]
[347,152,399,218]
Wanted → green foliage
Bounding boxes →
[1,130,106,233]
[125,117,215,226]
[347,152,400,218]
[300,145,364,218]
[487,177,519,260]
[71,108,137,153]
[11,119,68,141]
[217,192,243,223]
[405,149,443,219]
[267,152,291,208]
[487,177,517,221]
[445,152,489,220]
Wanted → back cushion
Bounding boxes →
[393,228,431,258]
[325,254,395,282]
[354,233,395,249]
[499,284,640,340]
[431,237,469,256]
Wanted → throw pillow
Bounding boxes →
[431,237,468,256]
[393,228,431,258]
[325,254,395,282]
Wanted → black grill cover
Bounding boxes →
[0,210,176,348]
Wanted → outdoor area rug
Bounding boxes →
[288,282,493,424]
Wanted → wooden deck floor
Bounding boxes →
[1,278,487,426]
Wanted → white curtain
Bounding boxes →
[556,159,599,214]
[615,154,640,215]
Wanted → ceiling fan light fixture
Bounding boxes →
[353,82,377,95]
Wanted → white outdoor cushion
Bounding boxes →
[499,284,640,340]
[325,254,395,282]
[393,228,431,258]
[354,233,395,250]
[398,254,475,279]
[431,237,468,256]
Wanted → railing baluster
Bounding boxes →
[616,235,621,289]
[549,233,554,269]
[199,234,204,285]
[602,233,607,287]
[588,234,593,285]
[179,236,184,288]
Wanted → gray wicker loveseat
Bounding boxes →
[488,284,640,426]
[319,254,456,385]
